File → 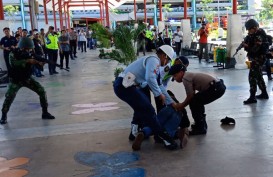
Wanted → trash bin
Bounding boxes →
[216,47,226,63]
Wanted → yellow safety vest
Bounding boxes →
[145,30,154,40]
[46,33,59,50]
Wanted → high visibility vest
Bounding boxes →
[46,33,59,50]
[145,30,154,40]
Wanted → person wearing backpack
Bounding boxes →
[242,19,269,104]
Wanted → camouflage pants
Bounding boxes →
[1,77,48,114]
[249,55,266,94]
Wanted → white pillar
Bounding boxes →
[29,0,38,29]
[158,21,165,33]
[181,19,191,48]
[226,14,247,69]
[0,20,10,70]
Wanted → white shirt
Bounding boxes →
[173,30,183,42]
[78,32,87,41]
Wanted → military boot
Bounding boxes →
[256,90,269,99]
[0,113,7,124]
[42,112,55,119]
[244,92,257,104]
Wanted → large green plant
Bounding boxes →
[90,23,112,48]
[258,0,273,23]
[4,5,19,22]
[112,25,136,65]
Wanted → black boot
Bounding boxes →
[42,112,55,119]
[244,92,257,104]
[0,113,7,124]
[189,119,207,136]
[256,90,269,99]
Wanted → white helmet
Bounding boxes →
[159,45,175,60]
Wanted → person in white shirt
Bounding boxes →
[173,26,183,56]
[78,29,87,52]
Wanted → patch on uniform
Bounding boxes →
[164,65,170,72]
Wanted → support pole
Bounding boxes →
[52,0,57,29]
[134,0,137,21]
[159,0,162,21]
[105,0,110,26]
[64,1,67,27]
[67,5,71,29]
[184,0,187,19]
[0,0,4,20]
[28,0,34,30]
[144,0,147,23]
[192,0,196,29]
[233,0,237,14]
[100,3,103,24]
[43,0,48,24]
[20,0,26,28]
[58,0,63,29]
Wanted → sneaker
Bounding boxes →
[0,114,7,124]
[132,132,145,151]
[243,98,257,104]
[66,67,70,70]
[158,131,178,150]
[256,93,269,99]
[128,124,139,141]
[42,112,55,119]
[268,76,273,80]
[154,135,164,144]
[53,71,59,74]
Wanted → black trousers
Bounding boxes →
[60,51,70,68]
[189,80,226,124]
[80,41,87,52]
[47,49,58,74]
[69,40,77,57]
[175,42,182,56]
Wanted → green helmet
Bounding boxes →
[18,37,34,49]
[245,19,259,30]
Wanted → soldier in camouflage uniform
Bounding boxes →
[0,37,55,124]
[243,19,269,104]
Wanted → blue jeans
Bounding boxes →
[113,77,161,137]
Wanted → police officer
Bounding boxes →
[45,26,59,75]
[113,45,177,151]
[243,19,269,104]
[0,27,17,74]
[0,37,55,125]
[169,64,226,135]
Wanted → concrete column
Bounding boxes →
[158,21,165,33]
[226,14,247,69]
[181,19,191,48]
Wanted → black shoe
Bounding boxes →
[158,131,178,150]
[66,67,70,69]
[132,132,145,151]
[243,98,257,104]
[189,128,207,135]
[60,67,64,70]
[0,114,7,124]
[268,76,273,80]
[129,132,135,141]
[128,124,139,141]
[74,56,77,58]
[42,112,55,119]
[256,93,269,99]
[53,71,59,74]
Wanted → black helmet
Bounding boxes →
[18,37,34,49]
[245,19,259,30]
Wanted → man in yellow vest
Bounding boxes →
[145,25,154,52]
[45,26,59,75]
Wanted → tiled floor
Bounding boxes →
[0,49,273,177]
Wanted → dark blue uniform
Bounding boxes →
[0,36,17,72]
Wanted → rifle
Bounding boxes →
[33,54,70,72]
[233,35,253,58]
